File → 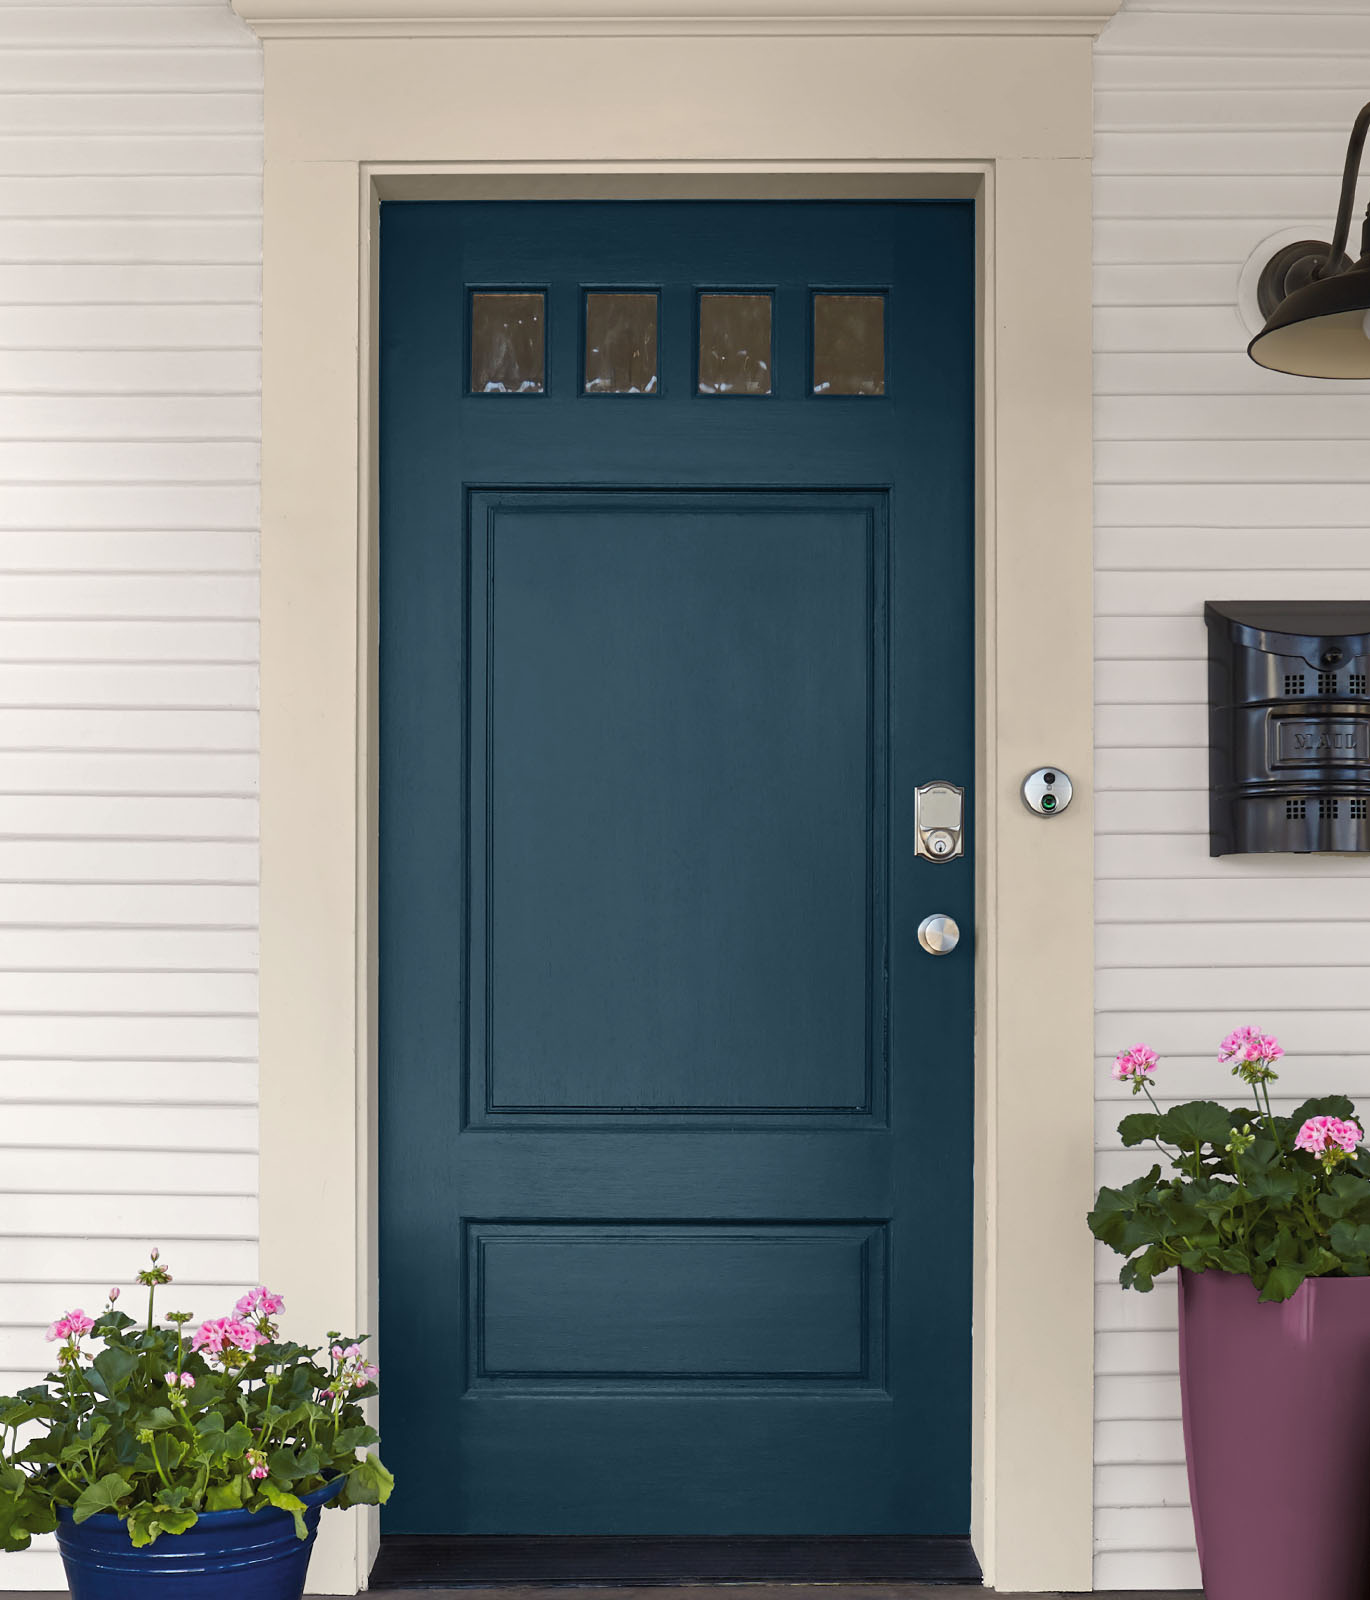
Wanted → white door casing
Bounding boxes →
[227,2,1118,1589]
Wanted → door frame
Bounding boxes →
[231,7,1117,1590]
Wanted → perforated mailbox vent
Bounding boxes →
[1284,673,1306,696]
[1354,800,1368,821]
[1286,798,1307,820]
[1352,674,1367,696]
[1320,797,1341,820]
[1320,671,1339,696]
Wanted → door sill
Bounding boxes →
[368,1535,983,1588]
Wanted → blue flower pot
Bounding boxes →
[55,1480,342,1600]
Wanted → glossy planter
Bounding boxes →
[1179,1268,1370,1600]
[55,1479,340,1600]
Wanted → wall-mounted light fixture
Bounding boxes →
[1249,101,1370,378]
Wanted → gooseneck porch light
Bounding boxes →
[1249,100,1370,378]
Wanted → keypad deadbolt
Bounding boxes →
[914,781,965,862]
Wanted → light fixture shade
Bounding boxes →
[1248,255,1370,378]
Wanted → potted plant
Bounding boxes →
[0,1254,393,1600]
[1089,1029,1370,1600]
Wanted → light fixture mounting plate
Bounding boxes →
[1256,239,1353,318]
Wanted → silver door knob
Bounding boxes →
[918,913,960,955]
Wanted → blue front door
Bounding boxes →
[379,201,975,1537]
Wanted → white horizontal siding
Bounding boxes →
[1093,1,1370,1587]
[0,1,261,1588]
[0,2,1359,1595]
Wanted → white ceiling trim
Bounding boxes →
[232,0,1123,38]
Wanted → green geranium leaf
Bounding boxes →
[1156,1101,1232,1150]
[223,1423,252,1456]
[1317,1182,1367,1220]
[268,1449,305,1484]
[1087,1167,1163,1251]
[72,1473,132,1524]
[1331,1220,1370,1259]
[1117,1112,1161,1148]
[125,1502,198,1548]
[343,1453,394,1508]
[1119,1257,1149,1291]
[1237,1137,1279,1171]
[1260,1262,1307,1302]
[261,1481,308,1540]
[332,1425,378,1453]
[89,1347,138,1398]
[75,1414,110,1446]
[195,1413,252,1458]
[1244,1168,1299,1205]
[205,1477,246,1512]
[1290,1095,1357,1127]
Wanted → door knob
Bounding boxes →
[917,913,960,956]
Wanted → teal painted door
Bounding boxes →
[379,201,974,1536]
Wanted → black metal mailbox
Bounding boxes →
[1206,601,1370,856]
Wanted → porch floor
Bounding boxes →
[12,1591,1204,1599]
[361,1589,1201,1599]
[10,1590,1204,1599]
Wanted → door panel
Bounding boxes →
[379,200,974,1538]
[470,1223,882,1383]
[476,492,883,1120]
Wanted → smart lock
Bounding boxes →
[914,781,965,862]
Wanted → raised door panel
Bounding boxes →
[469,492,887,1123]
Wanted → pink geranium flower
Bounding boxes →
[1112,1044,1159,1096]
[1296,1115,1363,1158]
[191,1316,268,1362]
[1219,1026,1283,1086]
[1219,1025,1261,1062]
[235,1286,285,1321]
[46,1310,94,1344]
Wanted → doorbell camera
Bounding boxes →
[1022,767,1072,817]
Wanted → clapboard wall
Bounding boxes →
[1,0,1369,1592]
[0,0,261,1587]
[1094,0,1370,1587]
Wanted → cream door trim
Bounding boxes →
[236,0,1118,36]
[238,14,1116,1592]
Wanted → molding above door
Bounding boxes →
[230,0,1123,38]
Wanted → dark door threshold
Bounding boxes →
[369,1536,983,1588]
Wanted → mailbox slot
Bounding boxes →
[1206,601,1370,856]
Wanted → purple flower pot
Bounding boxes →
[1179,1268,1370,1600]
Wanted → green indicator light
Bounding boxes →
[1041,794,1057,811]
